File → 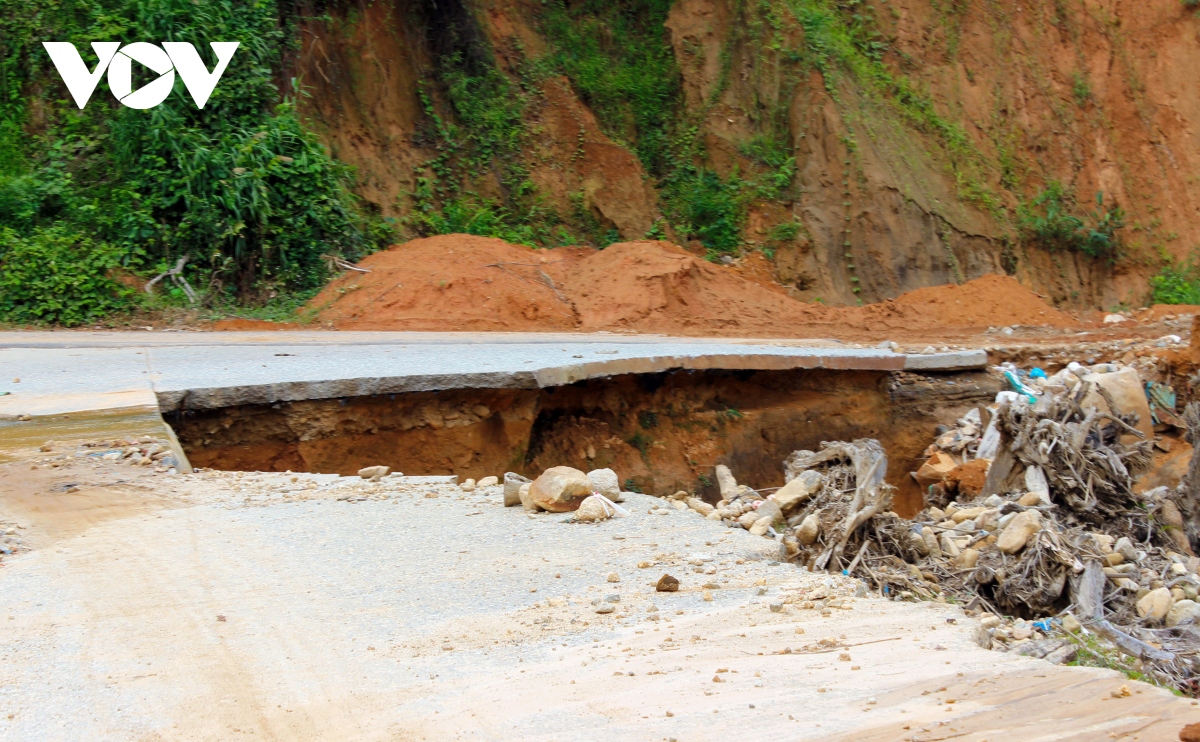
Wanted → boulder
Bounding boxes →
[477,475,499,487]
[923,529,942,558]
[714,465,738,499]
[738,511,760,530]
[938,532,961,559]
[755,500,783,526]
[796,514,820,545]
[503,472,531,507]
[587,468,621,499]
[975,509,1000,533]
[518,483,534,511]
[575,495,613,522]
[951,506,986,524]
[1114,537,1138,563]
[1158,499,1195,556]
[526,466,593,512]
[1167,599,1200,628]
[771,470,823,512]
[954,548,979,569]
[997,510,1041,554]
[686,497,714,516]
[1080,367,1154,440]
[1136,587,1173,621]
[913,451,958,488]
[749,517,772,537]
[1017,492,1043,507]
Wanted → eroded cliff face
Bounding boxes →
[292,0,1200,308]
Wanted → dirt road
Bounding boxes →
[1,457,1197,741]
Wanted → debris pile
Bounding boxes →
[670,360,1200,693]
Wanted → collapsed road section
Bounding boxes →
[0,331,986,514]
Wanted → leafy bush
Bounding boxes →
[1150,261,1200,305]
[1018,182,1125,258]
[0,226,134,325]
[0,0,387,320]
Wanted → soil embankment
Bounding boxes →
[302,235,1075,340]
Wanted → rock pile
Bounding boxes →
[81,437,185,473]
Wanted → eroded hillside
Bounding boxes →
[292,0,1200,308]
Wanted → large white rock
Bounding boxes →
[526,466,592,512]
[587,468,621,498]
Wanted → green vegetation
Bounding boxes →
[0,226,132,325]
[0,0,387,324]
[1017,182,1125,259]
[1150,258,1200,305]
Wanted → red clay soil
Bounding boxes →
[887,273,1078,329]
[299,235,1077,338]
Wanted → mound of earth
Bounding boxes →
[306,236,588,332]
[558,241,824,335]
[304,234,1075,338]
[887,273,1078,329]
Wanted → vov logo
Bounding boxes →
[42,42,239,110]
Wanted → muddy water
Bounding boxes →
[0,407,176,464]
[172,368,999,517]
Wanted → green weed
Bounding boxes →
[1150,258,1200,305]
[1018,182,1125,259]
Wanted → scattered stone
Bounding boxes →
[749,518,772,537]
[1017,491,1042,507]
[656,574,680,592]
[796,511,825,545]
[1011,622,1033,641]
[997,510,1041,554]
[769,601,784,613]
[575,495,614,522]
[1181,722,1200,742]
[357,465,390,480]
[1062,614,1082,633]
[461,478,476,492]
[503,472,531,507]
[477,475,498,488]
[1136,587,1173,621]
[1114,537,1138,564]
[595,604,615,614]
[1167,599,1200,628]
[606,572,621,583]
[954,548,979,569]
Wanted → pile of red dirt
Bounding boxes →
[302,235,1076,338]
[306,236,587,332]
[885,273,1079,329]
